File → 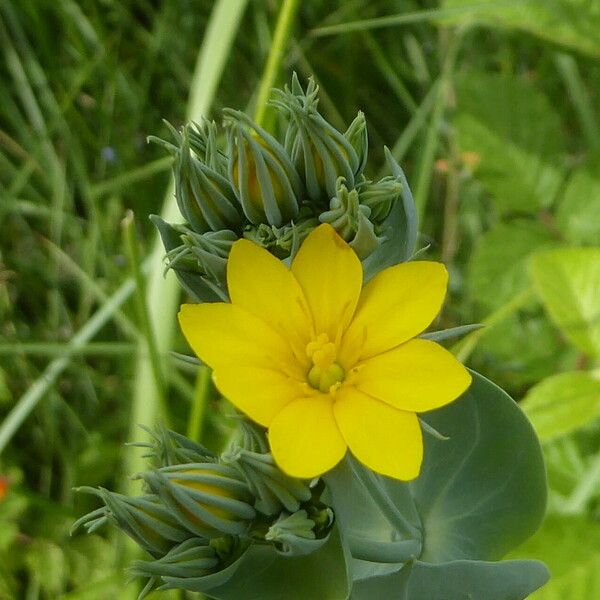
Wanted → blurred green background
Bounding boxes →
[1,0,600,598]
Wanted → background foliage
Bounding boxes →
[1,0,599,598]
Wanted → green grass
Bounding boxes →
[2,0,600,598]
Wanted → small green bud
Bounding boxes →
[319,178,384,259]
[344,111,368,177]
[72,489,192,558]
[222,446,312,516]
[265,509,333,556]
[358,176,402,224]
[130,538,219,599]
[130,424,217,468]
[242,216,319,259]
[272,74,362,202]
[141,463,256,538]
[225,109,302,227]
[175,129,242,233]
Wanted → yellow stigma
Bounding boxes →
[306,333,345,393]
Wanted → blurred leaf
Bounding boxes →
[509,515,600,599]
[352,558,549,600]
[530,247,600,357]
[469,221,556,311]
[443,0,600,58]
[455,73,564,214]
[522,372,600,442]
[556,165,600,245]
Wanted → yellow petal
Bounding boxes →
[178,303,298,376]
[227,239,313,364]
[334,388,423,481]
[354,339,472,413]
[340,261,448,364]
[291,224,362,342]
[268,397,347,478]
[213,366,310,427]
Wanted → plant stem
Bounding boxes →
[187,365,212,443]
[253,0,301,127]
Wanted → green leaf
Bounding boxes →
[442,0,600,58]
[469,221,556,311]
[351,559,549,600]
[509,515,600,599]
[521,372,600,442]
[556,165,600,245]
[166,525,351,600]
[455,73,564,214]
[530,247,600,357]
[413,371,547,563]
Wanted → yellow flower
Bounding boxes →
[179,224,471,481]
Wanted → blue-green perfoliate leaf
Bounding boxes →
[272,74,361,201]
[141,463,256,538]
[225,109,302,226]
[319,178,384,259]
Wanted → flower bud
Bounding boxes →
[319,178,384,259]
[141,463,256,538]
[224,109,302,227]
[358,176,402,224]
[72,489,192,558]
[222,446,311,516]
[344,111,368,177]
[242,216,319,259]
[272,73,362,201]
[265,508,334,556]
[175,129,242,233]
[186,119,228,177]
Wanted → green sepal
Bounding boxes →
[186,119,229,177]
[130,538,219,595]
[319,177,384,259]
[72,489,192,558]
[344,111,368,178]
[175,128,242,233]
[221,446,312,516]
[141,463,256,538]
[224,109,302,226]
[272,74,360,202]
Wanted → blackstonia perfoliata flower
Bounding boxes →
[178,224,471,481]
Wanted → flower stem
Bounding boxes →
[253,0,301,127]
[187,365,212,443]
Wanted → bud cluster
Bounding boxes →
[73,424,334,598]
[151,74,404,298]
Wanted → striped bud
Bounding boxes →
[319,178,384,259]
[222,446,312,517]
[141,463,256,538]
[72,489,191,558]
[272,73,362,202]
[225,109,302,227]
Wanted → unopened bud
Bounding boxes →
[358,176,402,224]
[225,109,302,226]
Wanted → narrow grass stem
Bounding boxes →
[187,365,212,443]
[253,0,301,127]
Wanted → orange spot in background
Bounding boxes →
[0,476,8,501]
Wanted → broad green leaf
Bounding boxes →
[326,371,546,574]
[521,371,600,442]
[530,247,600,357]
[167,525,351,600]
[509,515,600,599]
[352,559,549,600]
[556,166,600,245]
[469,221,556,311]
[413,372,546,563]
[455,73,564,214]
[442,0,600,58]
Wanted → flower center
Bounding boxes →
[306,333,345,393]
